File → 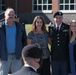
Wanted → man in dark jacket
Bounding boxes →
[48,11,70,75]
[0,8,27,75]
[11,44,42,75]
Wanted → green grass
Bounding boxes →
[25,24,32,35]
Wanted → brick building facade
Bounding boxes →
[1,0,76,24]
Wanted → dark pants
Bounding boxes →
[52,61,68,75]
[37,57,50,75]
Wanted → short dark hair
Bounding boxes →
[22,44,42,59]
[53,11,63,17]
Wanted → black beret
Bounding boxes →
[22,45,42,58]
[53,11,63,17]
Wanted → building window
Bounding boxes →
[32,0,52,13]
[0,0,5,13]
[60,0,76,13]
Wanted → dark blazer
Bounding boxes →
[48,22,70,61]
[0,21,27,60]
[11,66,39,75]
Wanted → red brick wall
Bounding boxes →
[5,0,32,13]
[52,0,59,13]
[18,0,32,13]
[5,0,15,9]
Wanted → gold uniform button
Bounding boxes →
[58,41,59,42]
[65,34,67,35]
[57,34,59,36]
[57,37,59,39]
[58,44,59,46]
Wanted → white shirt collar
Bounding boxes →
[55,23,62,30]
[24,64,37,71]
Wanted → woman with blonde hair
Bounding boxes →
[69,20,76,75]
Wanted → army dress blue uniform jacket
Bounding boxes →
[0,21,27,61]
[48,22,69,61]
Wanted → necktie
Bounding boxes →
[57,26,59,31]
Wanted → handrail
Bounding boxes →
[0,11,4,22]
[0,18,5,22]
[0,11,4,15]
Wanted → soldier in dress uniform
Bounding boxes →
[48,11,70,75]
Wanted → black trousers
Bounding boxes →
[52,61,68,75]
[37,57,51,75]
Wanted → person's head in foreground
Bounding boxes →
[22,44,43,69]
